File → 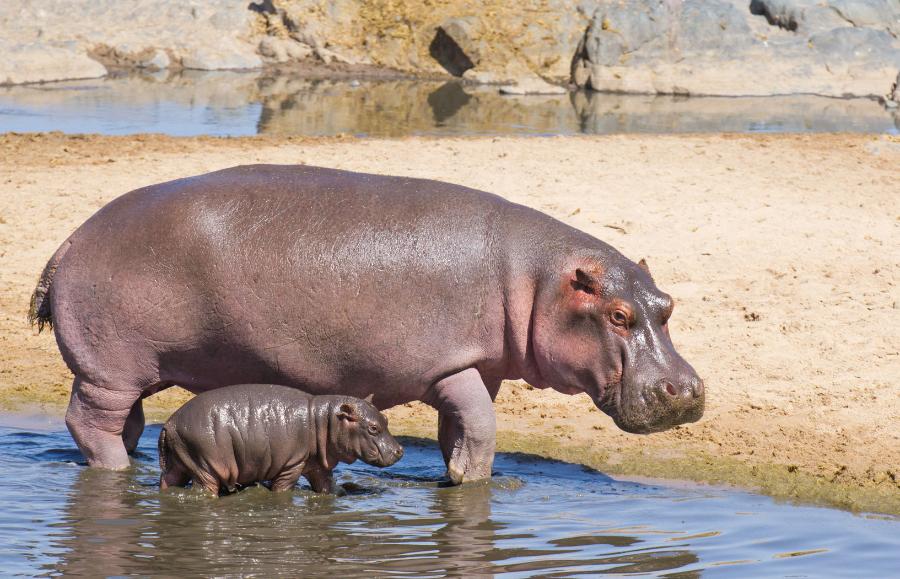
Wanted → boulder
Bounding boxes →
[573,0,900,97]
[139,49,171,71]
[0,41,107,85]
[0,0,264,83]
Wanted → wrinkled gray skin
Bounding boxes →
[30,165,704,483]
[158,384,403,495]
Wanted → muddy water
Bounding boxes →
[1,71,898,137]
[1,417,897,577]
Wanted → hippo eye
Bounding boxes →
[367,424,379,435]
[611,309,629,327]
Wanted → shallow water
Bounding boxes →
[1,71,898,137]
[0,417,897,577]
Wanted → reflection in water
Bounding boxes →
[51,468,145,577]
[430,482,498,577]
[1,71,897,136]
[0,422,897,577]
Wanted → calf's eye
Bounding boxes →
[367,424,379,435]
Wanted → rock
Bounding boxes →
[0,41,107,85]
[582,0,669,67]
[437,17,485,68]
[748,0,810,31]
[499,76,567,95]
[828,0,900,34]
[0,0,264,83]
[430,20,478,76]
[809,26,899,67]
[462,69,514,85]
[181,44,262,71]
[258,36,314,63]
[0,0,896,99]
[884,71,900,108]
[573,0,900,97]
[139,49,170,71]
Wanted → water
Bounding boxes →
[0,416,897,577]
[1,71,898,137]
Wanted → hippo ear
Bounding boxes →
[337,403,358,422]
[572,268,600,296]
[638,258,653,281]
[364,393,374,404]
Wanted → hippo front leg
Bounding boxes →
[304,465,337,494]
[428,368,497,485]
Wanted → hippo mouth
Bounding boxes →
[363,447,402,467]
[593,378,622,417]
[363,450,384,466]
[596,377,705,434]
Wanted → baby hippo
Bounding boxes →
[158,383,404,495]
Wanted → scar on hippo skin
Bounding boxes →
[158,384,403,496]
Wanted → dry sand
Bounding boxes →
[1,132,897,512]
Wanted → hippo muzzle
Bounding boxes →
[597,343,705,434]
[366,437,404,467]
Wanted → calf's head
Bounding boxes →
[533,257,704,433]
[330,396,404,467]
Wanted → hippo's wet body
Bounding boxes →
[158,384,403,494]
[32,165,704,481]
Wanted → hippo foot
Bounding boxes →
[66,376,137,470]
[431,368,497,486]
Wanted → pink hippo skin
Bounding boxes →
[30,165,704,482]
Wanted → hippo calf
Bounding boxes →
[30,164,704,483]
[159,384,403,494]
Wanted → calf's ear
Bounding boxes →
[638,258,653,281]
[364,393,374,404]
[337,403,358,422]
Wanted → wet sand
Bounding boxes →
[1,132,897,513]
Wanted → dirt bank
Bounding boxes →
[0,132,897,513]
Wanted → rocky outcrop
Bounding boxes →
[0,0,263,84]
[0,0,897,99]
[0,41,107,85]
[571,0,900,97]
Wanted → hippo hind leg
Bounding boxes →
[66,375,144,470]
[271,463,306,492]
[429,368,497,485]
[160,463,191,490]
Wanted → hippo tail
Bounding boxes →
[28,239,71,332]
[158,424,172,474]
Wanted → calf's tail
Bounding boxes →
[28,239,71,332]
[158,424,172,474]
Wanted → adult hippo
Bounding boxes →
[29,165,704,482]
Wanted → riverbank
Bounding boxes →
[1,132,897,513]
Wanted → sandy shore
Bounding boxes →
[1,132,897,513]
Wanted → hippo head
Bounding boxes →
[532,256,704,433]
[332,397,404,467]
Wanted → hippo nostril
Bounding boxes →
[692,379,705,399]
[660,381,677,397]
